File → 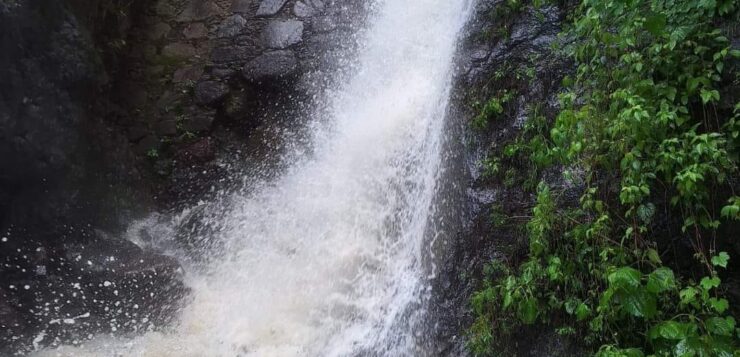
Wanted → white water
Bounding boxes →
[36,0,471,355]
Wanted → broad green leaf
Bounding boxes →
[646,249,662,264]
[518,298,538,324]
[700,276,721,291]
[708,297,729,313]
[711,252,730,268]
[648,320,690,340]
[646,267,676,293]
[706,316,735,336]
[644,14,667,36]
[620,288,657,318]
[608,267,642,289]
[575,303,591,321]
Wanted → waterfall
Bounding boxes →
[35,0,472,355]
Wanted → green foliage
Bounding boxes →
[468,0,739,355]
[472,90,515,130]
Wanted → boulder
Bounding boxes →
[183,22,209,39]
[261,19,304,49]
[182,110,216,132]
[242,50,298,81]
[172,65,205,83]
[217,14,247,38]
[161,42,197,60]
[211,46,250,63]
[231,0,254,13]
[293,1,315,17]
[194,81,230,106]
[155,120,178,136]
[176,0,224,22]
[312,15,337,32]
[256,0,289,16]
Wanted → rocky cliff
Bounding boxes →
[0,0,363,353]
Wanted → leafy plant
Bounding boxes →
[468,0,740,355]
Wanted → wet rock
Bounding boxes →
[212,66,237,78]
[183,22,209,39]
[261,19,304,49]
[0,290,25,347]
[161,42,197,60]
[194,81,229,106]
[176,0,224,22]
[307,0,324,10]
[156,120,178,136]
[172,65,205,83]
[231,0,254,13]
[217,14,247,38]
[149,22,172,40]
[223,92,248,119]
[134,135,160,155]
[127,126,150,142]
[293,1,315,17]
[211,45,250,63]
[242,50,298,81]
[182,111,216,132]
[155,0,179,17]
[256,0,289,16]
[312,15,336,32]
[177,137,217,163]
[58,235,187,330]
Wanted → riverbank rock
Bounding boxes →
[256,0,289,16]
[242,50,299,81]
[262,19,304,48]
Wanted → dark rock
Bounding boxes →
[256,0,289,16]
[182,111,216,132]
[176,0,224,22]
[155,0,179,17]
[127,126,150,142]
[173,65,205,83]
[177,137,217,163]
[211,46,250,63]
[261,19,304,49]
[231,0,255,13]
[212,66,237,78]
[223,92,248,119]
[294,1,315,17]
[217,14,247,38]
[312,16,336,32]
[134,135,160,155]
[194,81,229,106]
[156,120,178,136]
[242,50,299,81]
[183,22,209,39]
[161,42,197,60]
[149,22,172,40]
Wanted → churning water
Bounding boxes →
[35,0,472,355]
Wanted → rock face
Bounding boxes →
[217,14,247,38]
[0,0,369,352]
[261,19,304,48]
[256,0,289,16]
[0,1,187,353]
[242,50,299,81]
[195,81,230,105]
[428,2,583,357]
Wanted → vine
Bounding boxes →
[469,0,739,355]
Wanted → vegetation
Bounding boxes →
[469,0,739,356]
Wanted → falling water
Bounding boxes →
[35,0,472,355]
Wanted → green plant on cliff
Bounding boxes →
[469,0,740,355]
[473,90,516,130]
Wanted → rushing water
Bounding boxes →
[35,0,472,355]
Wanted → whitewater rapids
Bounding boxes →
[34,0,472,355]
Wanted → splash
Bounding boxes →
[35,0,472,355]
